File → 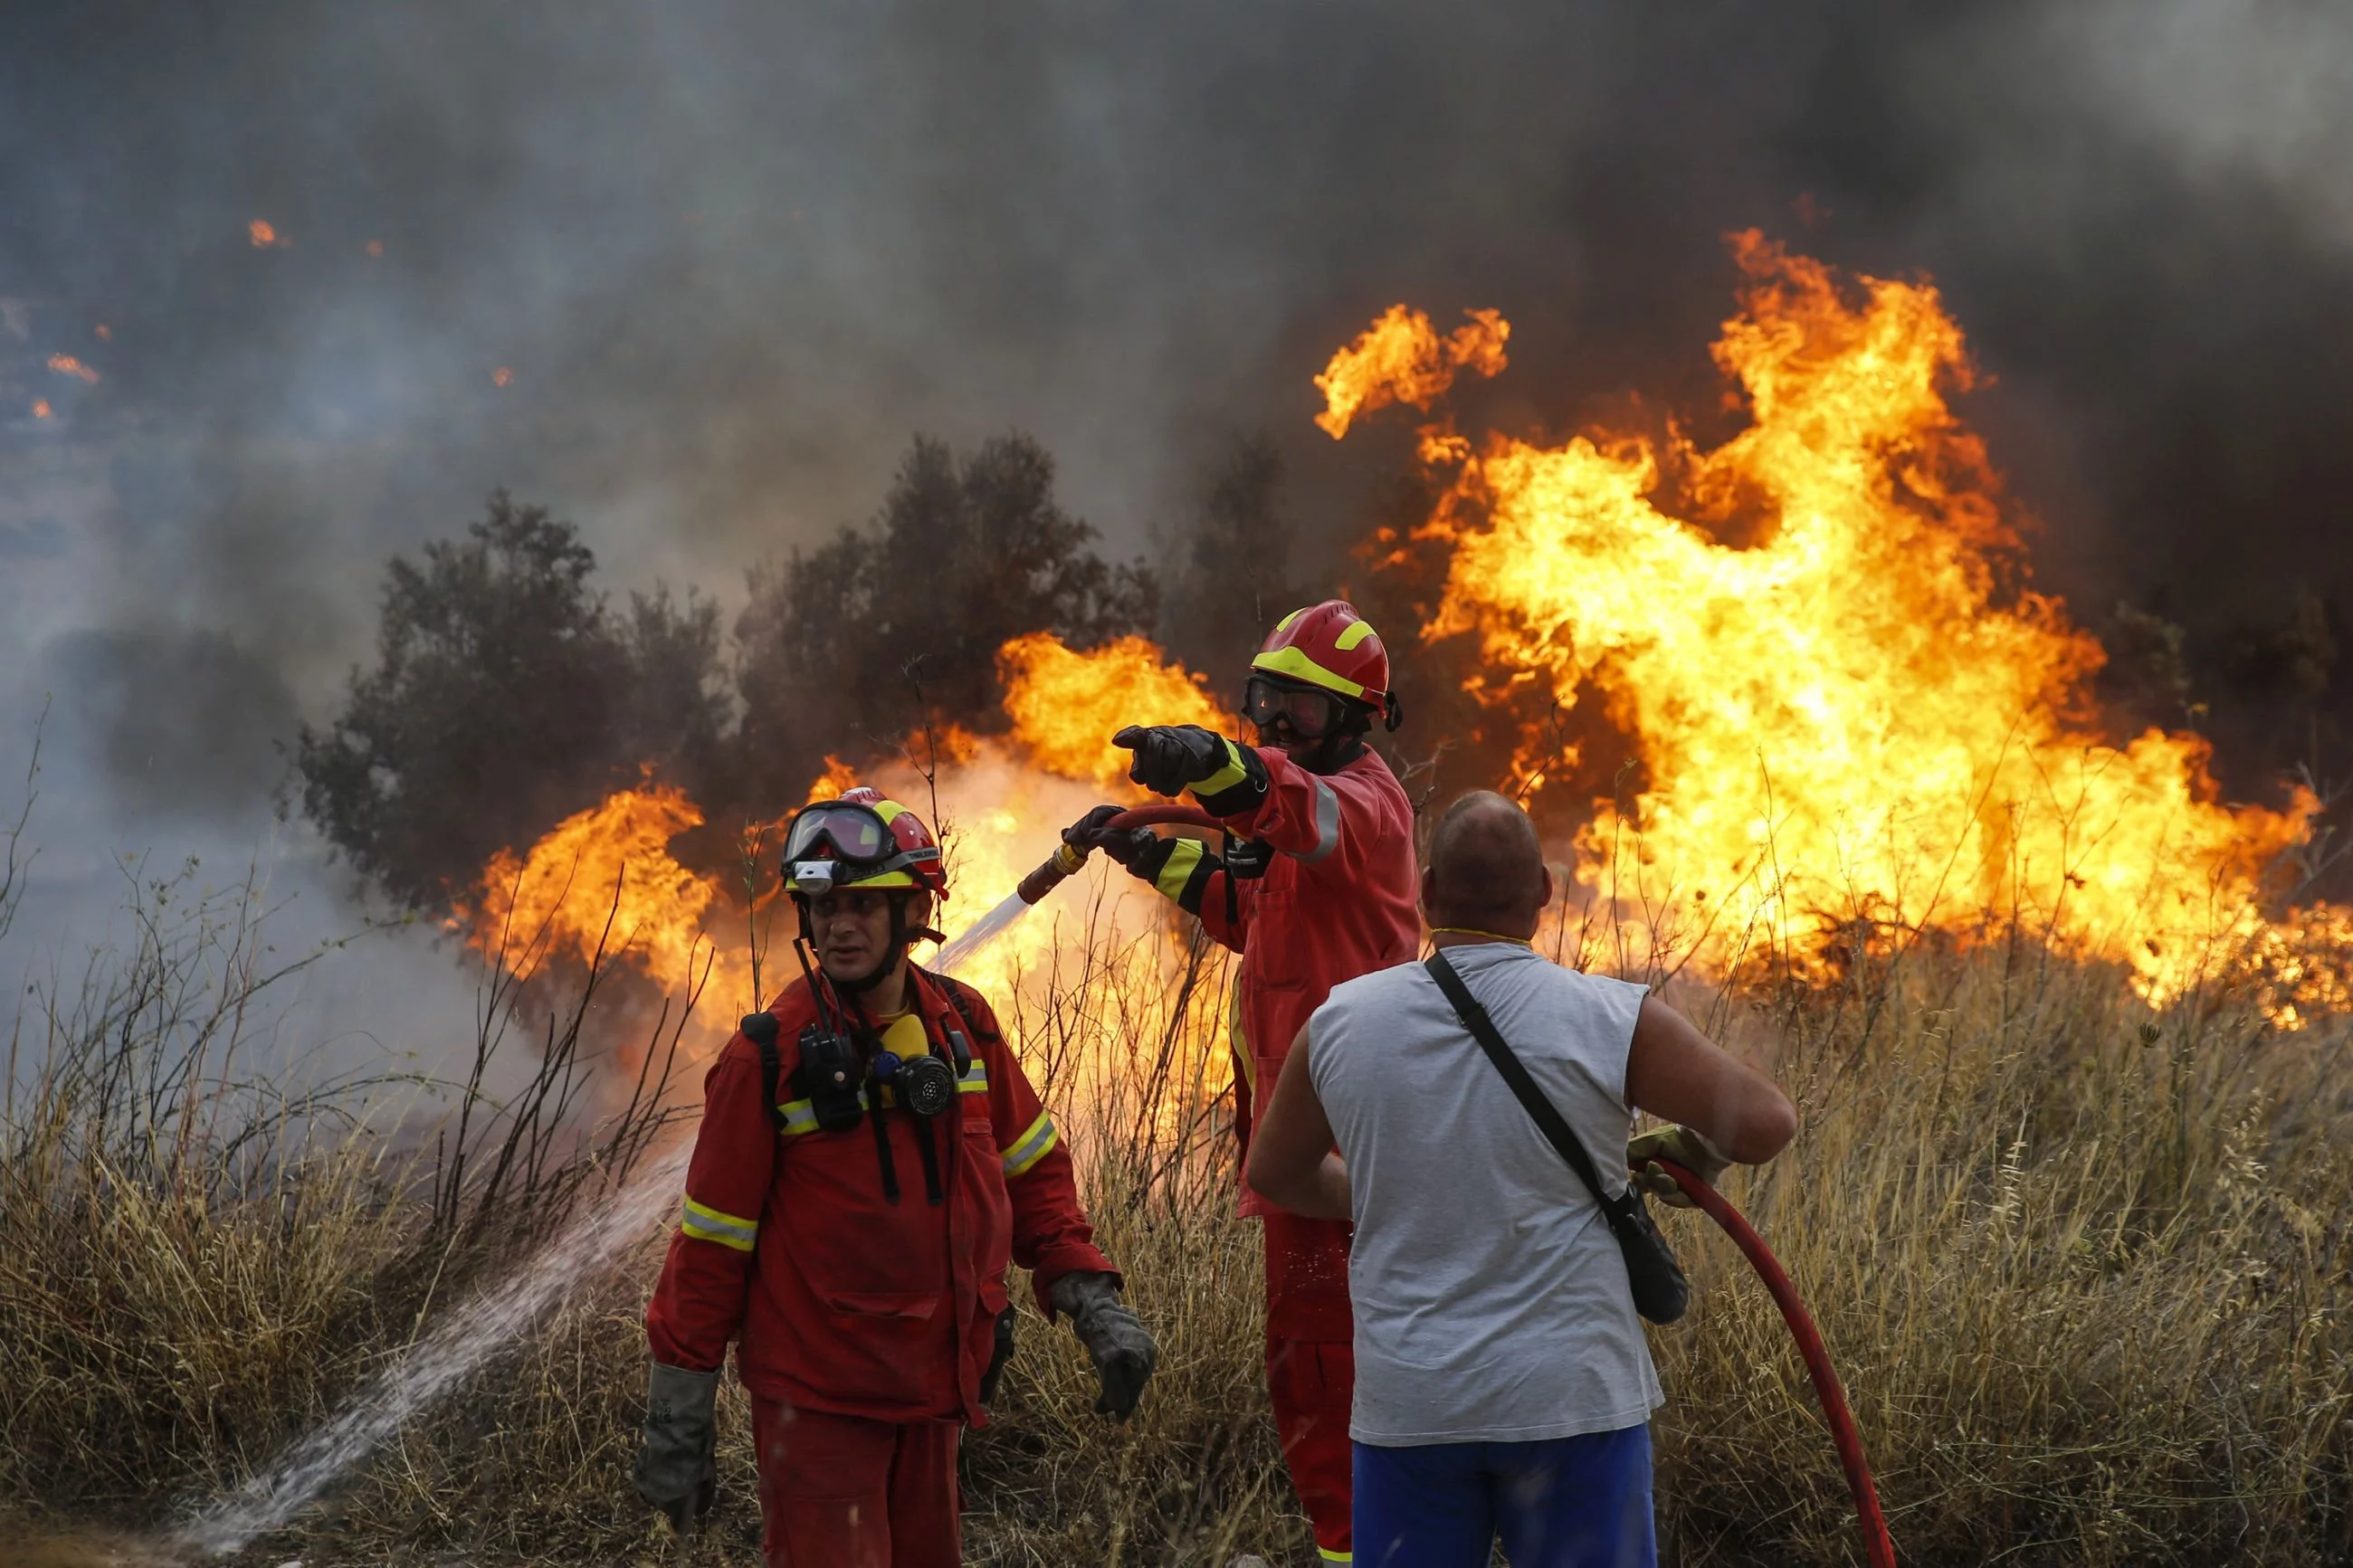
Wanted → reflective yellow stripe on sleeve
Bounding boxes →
[680,1196,757,1252]
[1318,1550,1353,1563]
[1154,837,1205,902]
[1191,737,1252,799]
[1000,1110,1059,1179]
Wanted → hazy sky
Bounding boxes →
[5,1,2351,1005]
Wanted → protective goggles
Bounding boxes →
[782,802,938,895]
[1243,675,1348,739]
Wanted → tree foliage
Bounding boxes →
[301,438,1155,913]
[295,491,726,909]
[735,432,1156,785]
[1157,432,1307,687]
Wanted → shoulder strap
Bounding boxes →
[913,966,979,1076]
[1424,950,1619,1221]
[741,1011,786,1131]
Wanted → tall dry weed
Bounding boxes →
[0,836,2346,1564]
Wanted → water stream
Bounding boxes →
[165,897,1040,1557]
[929,888,1034,973]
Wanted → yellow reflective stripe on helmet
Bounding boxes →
[1192,737,1253,798]
[1000,1110,1059,1178]
[1333,616,1377,651]
[1154,837,1205,902]
[681,1196,757,1252]
[1276,607,1304,633]
[1250,643,1368,700]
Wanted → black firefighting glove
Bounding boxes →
[1063,803,1156,867]
[1113,725,1268,814]
[633,1362,718,1535]
[1049,1270,1158,1421]
[1627,1125,1733,1210]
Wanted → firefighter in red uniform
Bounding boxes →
[1063,601,1421,1564]
[634,786,1157,1566]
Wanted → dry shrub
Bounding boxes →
[1650,934,2353,1566]
[2,852,2348,1565]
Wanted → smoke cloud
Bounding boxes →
[4,0,2350,957]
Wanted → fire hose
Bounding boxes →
[1653,1160,1896,1567]
[1020,803,1896,1565]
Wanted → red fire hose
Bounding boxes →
[1653,1160,1896,1567]
[1013,803,1234,905]
[1028,807,1895,1565]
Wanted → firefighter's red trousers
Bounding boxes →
[750,1398,961,1568]
[1264,1209,1355,1562]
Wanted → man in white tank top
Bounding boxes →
[1244,792,1797,1568]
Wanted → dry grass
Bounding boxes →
[1,845,2348,1565]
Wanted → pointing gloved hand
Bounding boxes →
[1049,1270,1158,1421]
[1114,725,1236,798]
[1626,1125,1733,1209]
[633,1361,719,1535]
[1063,803,1155,868]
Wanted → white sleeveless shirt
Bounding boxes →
[1307,943,1663,1445]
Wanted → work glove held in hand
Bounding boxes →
[1113,725,1231,798]
[1062,803,1155,868]
[1050,1271,1158,1421]
[633,1362,719,1535]
[1626,1125,1733,1209]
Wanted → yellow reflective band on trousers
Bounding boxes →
[1192,737,1253,799]
[1155,836,1205,902]
[776,1060,989,1134]
[681,1196,757,1252]
[1000,1110,1059,1178]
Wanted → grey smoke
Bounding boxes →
[3,0,2351,918]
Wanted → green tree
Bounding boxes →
[734,433,1155,787]
[1159,432,1306,685]
[296,491,727,910]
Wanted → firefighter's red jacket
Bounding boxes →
[1148,745,1421,1209]
[645,967,1111,1425]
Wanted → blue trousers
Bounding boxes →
[1353,1423,1655,1568]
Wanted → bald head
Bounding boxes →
[1423,791,1551,937]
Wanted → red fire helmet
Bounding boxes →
[1250,600,1396,721]
[783,786,948,897]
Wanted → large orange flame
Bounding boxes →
[460,636,1234,1056]
[1366,234,2313,1003]
[464,782,754,1009]
[999,631,1235,788]
[1313,304,1510,438]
